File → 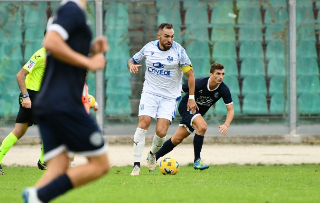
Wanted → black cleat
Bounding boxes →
[0,164,6,175]
[37,160,47,170]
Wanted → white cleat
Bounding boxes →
[130,165,140,176]
[22,187,42,203]
[147,152,156,171]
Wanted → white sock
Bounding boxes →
[150,134,166,154]
[133,128,148,163]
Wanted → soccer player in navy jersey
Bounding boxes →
[155,63,234,170]
[22,0,110,202]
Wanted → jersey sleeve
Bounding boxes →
[132,44,148,64]
[222,86,233,105]
[22,49,44,73]
[47,3,85,41]
[178,47,192,68]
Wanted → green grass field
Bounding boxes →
[1,164,320,203]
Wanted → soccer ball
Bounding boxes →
[88,95,96,107]
[159,157,180,175]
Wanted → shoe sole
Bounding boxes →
[130,173,140,176]
[194,166,210,171]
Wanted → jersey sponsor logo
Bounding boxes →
[147,62,171,76]
[196,96,214,106]
[214,92,219,98]
[167,56,173,63]
[27,60,36,70]
[199,90,203,93]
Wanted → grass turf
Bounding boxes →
[0,164,319,203]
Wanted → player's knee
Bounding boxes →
[197,123,207,134]
[155,130,166,138]
[172,137,183,145]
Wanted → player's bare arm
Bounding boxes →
[16,68,31,108]
[90,36,109,55]
[184,69,198,114]
[127,58,141,74]
[219,104,234,136]
[44,31,106,71]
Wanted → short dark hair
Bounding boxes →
[210,63,224,74]
[158,23,173,31]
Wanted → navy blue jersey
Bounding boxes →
[34,1,92,114]
[180,77,232,115]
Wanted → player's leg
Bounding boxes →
[38,143,47,170]
[147,118,170,171]
[29,153,110,203]
[147,97,176,171]
[131,92,156,175]
[156,126,190,161]
[191,116,209,170]
[0,123,28,174]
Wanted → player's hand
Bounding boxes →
[91,36,109,55]
[22,97,31,108]
[129,64,141,74]
[187,99,199,114]
[93,102,98,111]
[87,53,106,70]
[218,123,228,136]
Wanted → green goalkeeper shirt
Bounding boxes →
[23,47,46,91]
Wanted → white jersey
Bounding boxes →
[132,40,191,99]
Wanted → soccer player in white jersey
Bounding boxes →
[127,23,198,175]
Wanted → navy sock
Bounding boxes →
[193,134,204,162]
[155,138,176,161]
[38,173,73,202]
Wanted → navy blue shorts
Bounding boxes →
[178,102,201,133]
[16,90,38,126]
[35,109,107,161]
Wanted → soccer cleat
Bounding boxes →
[0,164,6,175]
[193,158,209,170]
[37,160,47,170]
[22,187,42,203]
[147,152,156,171]
[130,165,140,176]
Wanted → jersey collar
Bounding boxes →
[207,77,220,91]
[61,0,85,10]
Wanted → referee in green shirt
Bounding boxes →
[0,44,46,175]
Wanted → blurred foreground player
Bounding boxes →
[22,0,110,202]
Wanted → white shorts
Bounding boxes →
[138,92,178,122]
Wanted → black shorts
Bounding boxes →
[16,90,38,126]
[35,109,107,161]
[178,102,201,133]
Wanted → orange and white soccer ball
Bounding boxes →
[159,157,180,175]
